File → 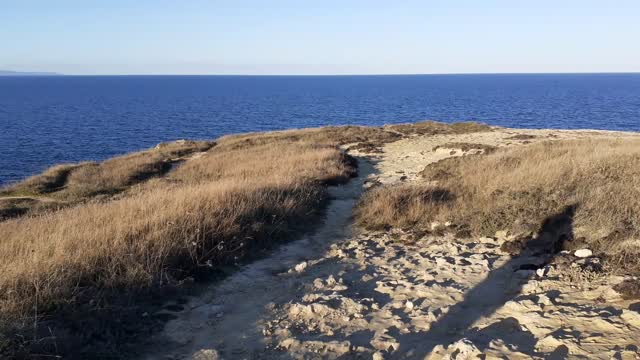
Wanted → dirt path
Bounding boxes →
[141,155,376,360]
[144,128,640,360]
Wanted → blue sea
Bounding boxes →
[1,74,640,185]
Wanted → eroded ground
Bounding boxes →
[145,128,640,360]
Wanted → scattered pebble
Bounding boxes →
[294,261,308,272]
[192,349,219,360]
[536,266,550,278]
[574,249,593,258]
[405,300,414,311]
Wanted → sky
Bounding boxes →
[2,0,639,75]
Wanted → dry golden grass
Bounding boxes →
[215,121,492,150]
[0,140,214,220]
[506,134,537,140]
[388,121,492,136]
[0,139,355,357]
[0,163,87,196]
[170,141,356,186]
[356,139,640,271]
[59,143,212,199]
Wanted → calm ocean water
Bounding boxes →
[1,74,639,185]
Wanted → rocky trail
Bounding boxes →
[144,128,640,360]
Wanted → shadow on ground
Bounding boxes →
[384,205,577,358]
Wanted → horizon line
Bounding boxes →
[3,71,640,77]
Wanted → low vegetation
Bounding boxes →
[0,140,355,357]
[0,140,214,220]
[0,121,492,357]
[356,139,640,271]
[506,134,537,140]
[216,121,492,150]
[432,142,498,154]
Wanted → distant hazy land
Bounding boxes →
[0,70,62,76]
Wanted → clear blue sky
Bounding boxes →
[2,0,639,75]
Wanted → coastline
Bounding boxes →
[3,73,640,186]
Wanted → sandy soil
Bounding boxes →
[143,128,640,360]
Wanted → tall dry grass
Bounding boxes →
[356,139,640,271]
[0,139,354,357]
[1,140,214,198]
[0,140,214,220]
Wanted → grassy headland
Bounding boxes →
[0,121,490,357]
